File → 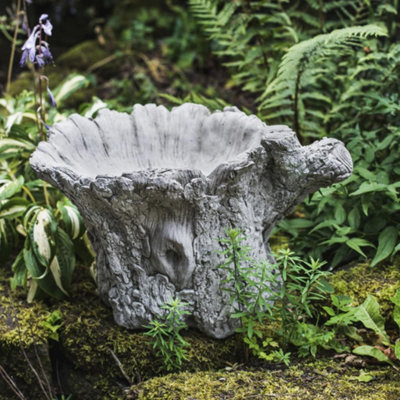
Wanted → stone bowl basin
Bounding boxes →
[30,103,353,338]
[32,104,265,178]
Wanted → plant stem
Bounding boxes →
[232,239,243,328]
[293,69,303,142]
[7,0,22,93]
[43,182,50,206]
[22,186,36,203]
[37,21,45,140]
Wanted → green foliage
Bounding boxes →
[11,205,81,302]
[267,14,400,267]
[0,79,94,300]
[218,228,335,361]
[273,249,336,355]
[40,310,63,341]
[102,0,211,105]
[353,345,396,368]
[191,0,400,268]
[144,297,191,372]
[218,228,276,340]
[53,395,72,400]
[325,290,400,369]
[259,25,387,134]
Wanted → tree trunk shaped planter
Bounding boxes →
[30,103,352,338]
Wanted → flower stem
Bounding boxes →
[37,22,45,140]
[7,0,22,93]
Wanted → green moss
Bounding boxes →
[57,40,108,70]
[56,266,242,399]
[131,359,400,400]
[0,295,51,347]
[329,261,400,318]
[269,234,290,254]
[1,259,400,399]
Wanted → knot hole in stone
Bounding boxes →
[165,246,183,266]
[146,218,195,291]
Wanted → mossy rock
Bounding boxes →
[1,258,400,399]
[56,268,242,399]
[0,283,53,400]
[130,359,400,400]
[329,261,400,319]
[0,266,242,399]
[57,40,108,71]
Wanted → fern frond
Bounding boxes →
[259,24,387,132]
[269,25,387,94]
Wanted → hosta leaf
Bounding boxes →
[49,257,69,296]
[31,209,54,265]
[24,247,66,301]
[395,341,400,361]
[353,295,389,345]
[23,248,48,280]
[10,250,26,290]
[371,226,398,267]
[0,197,29,219]
[27,279,38,303]
[57,202,84,239]
[0,176,24,200]
[0,138,35,154]
[54,74,91,104]
[55,227,76,290]
[353,345,394,367]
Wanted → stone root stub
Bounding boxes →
[30,103,353,338]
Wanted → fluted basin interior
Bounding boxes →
[35,103,264,178]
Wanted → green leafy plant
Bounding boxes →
[273,248,337,356]
[218,228,276,339]
[144,297,191,372]
[40,310,63,341]
[218,228,335,362]
[11,205,79,302]
[353,293,399,369]
[0,79,94,299]
[323,290,400,369]
[190,0,400,269]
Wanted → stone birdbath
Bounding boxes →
[30,103,352,338]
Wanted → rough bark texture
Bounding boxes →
[30,103,353,338]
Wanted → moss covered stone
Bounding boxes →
[0,266,242,399]
[0,271,53,400]
[329,260,400,319]
[57,40,108,71]
[56,267,242,399]
[1,258,400,399]
[130,359,400,400]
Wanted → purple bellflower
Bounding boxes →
[19,13,56,110]
[39,14,53,36]
[20,25,39,66]
[19,15,54,68]
[47,87,57,107]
